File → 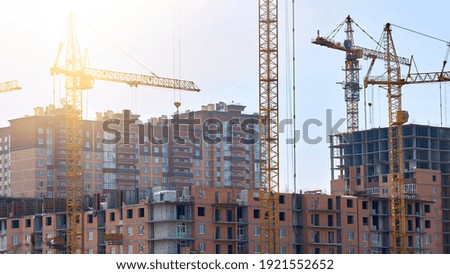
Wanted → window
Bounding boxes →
[25,219,31,228]
[11,220,19,229]
[328,231,334,243]
[253,209,260,219]
[432,175,437,182]
[154,147,159,153]
[127,227,133,236]
[311,214,320,226]
[363,233,369,242]
[279,195,285,204]
[425,220,431,229]
[254,226,261,236]
[88,231,93,241]
[110,212,115,222]
[46,217,52,226]
[139,226,145,235]
[87,215,93,224]
[348,232,354,241]
[424,204,431,213]
[313,231,320,243]
[362,201,368,210]
[280,246,287,254]
[12,236,19,245]
[328,215,333,227]
[279,212,286,221]
[38,138,44,145]
[199,242,206,253]
[38,127,44,134]
[139,244,145,253]
[138,208,145,218]
[198,225,206,234]
[198,207,205,217]
[327,198,333,210]
[348,248,355,254]
[347,199,353,208]
[425,236,431,245]
[128,245,133,254]
[362,217,368,226]
[280,229,286,238]
[38,159,44,166]
[347,215,354,224]
[216,245,221,254]
[153,167,159,174]
[254,244,260,253]
[127,209,133,219]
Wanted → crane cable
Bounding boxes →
[172,0,182,112]
[390,23,450,127]
[77,15,158,77]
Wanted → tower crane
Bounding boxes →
[366,23,450,254]
[312,16,411,132]
[0,80,21,94]
[258,0,280,254]
[51,12,200,254]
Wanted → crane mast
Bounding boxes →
[64,11,85,254]
[53,12,200,254]
[258,0,280,254]
[343,16,361,133]
[383,23,407,254]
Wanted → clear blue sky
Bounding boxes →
[0,0,448,192]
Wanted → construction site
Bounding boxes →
[1,1,450,255]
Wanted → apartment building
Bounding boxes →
[330,124,447,253]
[0,187,443,254]
[4,102,259,200]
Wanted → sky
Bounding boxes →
[0,0,449,193]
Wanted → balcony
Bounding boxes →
[104,233,123,245]
[149,216,194,223]
[150,233,193,241]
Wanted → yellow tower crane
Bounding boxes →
[258,0,280,254]
[0,80,21,94]
[366,23,450,254]
[51,12,200,254]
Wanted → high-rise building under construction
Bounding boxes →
[0,103,447,254]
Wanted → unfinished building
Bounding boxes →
[330,124,449,253]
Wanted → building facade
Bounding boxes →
[330,124,448,253]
